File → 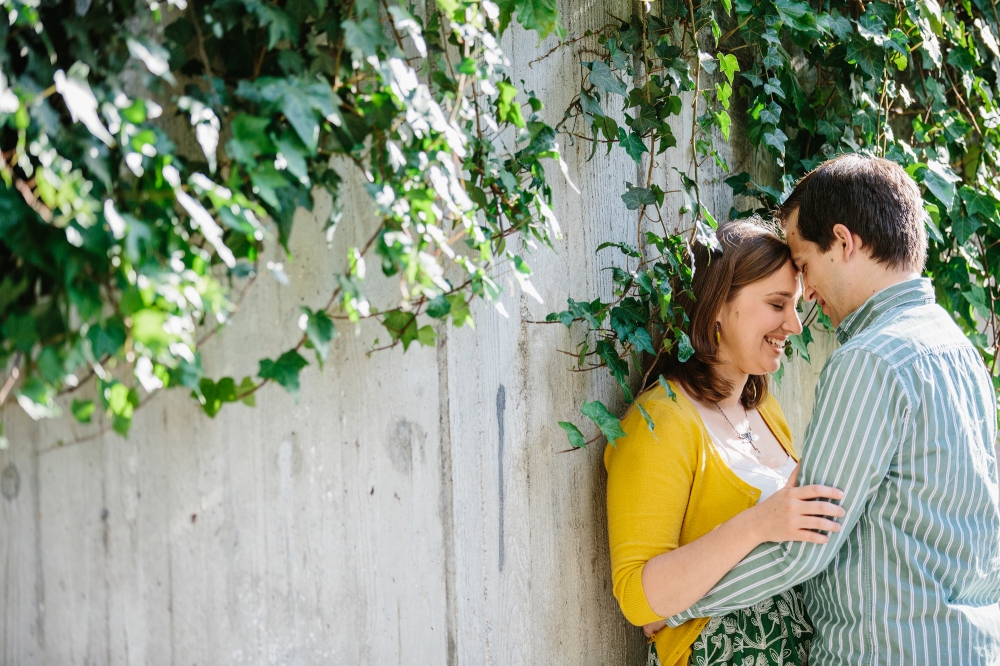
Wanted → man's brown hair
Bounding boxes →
[646,218,791,409]
[776,154,926,272]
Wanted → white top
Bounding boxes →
[706,425,797,501]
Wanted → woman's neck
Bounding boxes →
[714,365,749,410]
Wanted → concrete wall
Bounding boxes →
[0,3,836,664]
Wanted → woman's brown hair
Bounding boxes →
[646,217,792,409]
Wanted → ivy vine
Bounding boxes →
[4,0,1000,450]
[551,0,1000,447]
[0,0,568,442]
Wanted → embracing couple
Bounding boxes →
[605,154,1000,666]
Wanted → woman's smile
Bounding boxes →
[764,335,787,354]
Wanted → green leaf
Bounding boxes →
[716,110,731,141]
[558,421,587,448]
[636,403,657,436]
[621,184,658,210]
[196,377,238,418]
[675,330,695,362]
[617,128,647,164]
[588,61,628,97]
[718,53,739,83]
[383,311,436,351]
[300,307,336,367]
[922,161,960,210]
[71,399,95,423]
[16,377,61,420]
[952,214,982,246]
[846,36,884,79]
[87,317,127,358]
[763,129,788,157]
[237,377,258,407]
[342,18,386,60]
[131,309,177,350]
[657,375,677,401]
[496,81,525,128]
[500,0,565,40]
[581,400,627,447]
[597,241,642,257]
[258,350,310,400]
[960,186,997,219]
[629,105,659,134]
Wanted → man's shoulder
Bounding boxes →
[839,302,972,370]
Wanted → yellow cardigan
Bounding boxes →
[604,380,797,666]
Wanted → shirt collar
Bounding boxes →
[835,278,935,344]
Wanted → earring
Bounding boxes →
[715,322,722,344]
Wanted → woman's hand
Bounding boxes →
[643,619,667,638]
[749,464,846,544]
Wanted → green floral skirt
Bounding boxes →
[648,586,813,666]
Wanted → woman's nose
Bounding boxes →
[785,307,803,335]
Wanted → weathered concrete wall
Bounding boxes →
[0,3,836,664]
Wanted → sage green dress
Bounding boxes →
[648,585,813,666]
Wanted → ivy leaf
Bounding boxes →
[675,329,695,362]
[952,214,982,246]
[596,339,633,403]
[496,81,525,128]
[629,104,659,134]
[637,403,657,437]
[71,398,95,423]
[617,128,647,164]
[588,61,628,97]
[960,186,997,220]
[17,377,61,420]
[657,375,677,401]
[846,36,884,79]
[299,307,337,368]
[258,350,310,400]
[383,311,436,350]
[196,377,238,418]
[597,240,642,257]
[763,128,788,156]
[558,421,587,448]
[342,18,386,60]
[498,0,565,40]
[716,110,731,141]
[621,184,658,210]
[763,77,785,98]
[580,400,627,447]
[922,161,961,210]
[718,53,739,83]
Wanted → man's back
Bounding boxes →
[804,281,1000,664]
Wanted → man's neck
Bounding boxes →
[842,269,921,324]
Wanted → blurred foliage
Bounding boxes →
[554,0,1000,447]
[0,0,571,439]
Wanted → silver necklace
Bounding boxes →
[714,402,762,460]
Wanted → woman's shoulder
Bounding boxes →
[604,381,704,469]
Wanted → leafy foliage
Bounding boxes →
[0,0,569,436]
[553,0,1000,446]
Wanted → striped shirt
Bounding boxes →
[666,278,1000,664]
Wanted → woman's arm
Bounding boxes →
[641,466,845,618]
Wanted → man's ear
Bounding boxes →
[831,223,860,262]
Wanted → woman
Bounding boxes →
[605,219,846,666]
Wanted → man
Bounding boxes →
[665,154,1000,664]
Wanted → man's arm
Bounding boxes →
[665,348,910,625]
